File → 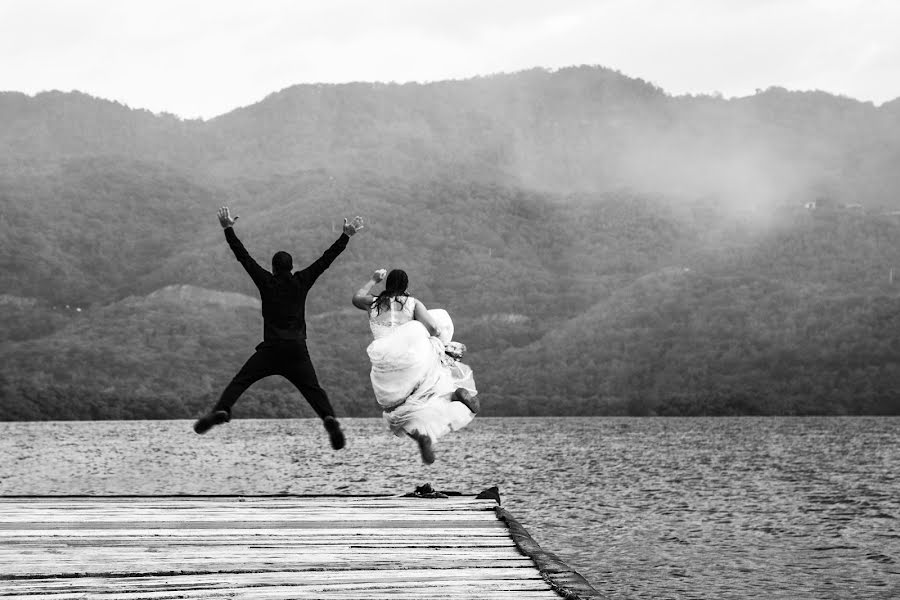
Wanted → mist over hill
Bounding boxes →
[2,66,899,419]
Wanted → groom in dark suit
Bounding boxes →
[194,206,364,450]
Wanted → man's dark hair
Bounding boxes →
[272,251,293,275]
[372,269,409,315]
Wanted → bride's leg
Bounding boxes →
[451,388,480,414]
[408,430,435,464]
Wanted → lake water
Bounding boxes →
[0,417,897,599]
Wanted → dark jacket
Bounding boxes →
[224,227,348,346]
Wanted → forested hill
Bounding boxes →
[2,66,899,419]
[4,66,900,200]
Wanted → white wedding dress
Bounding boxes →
[366,296,477,443]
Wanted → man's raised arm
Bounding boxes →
[218,206,268,285]
[300,216,365,285]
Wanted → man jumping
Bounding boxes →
[194,206,364,450]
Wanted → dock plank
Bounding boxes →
[0,496,587,599]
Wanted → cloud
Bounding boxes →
[1,0,898,118]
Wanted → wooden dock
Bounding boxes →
[0,492,604,599]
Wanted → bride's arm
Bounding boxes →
[413,299,442,338]
[352,269,386,310]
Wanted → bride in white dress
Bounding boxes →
[352,269,479,463]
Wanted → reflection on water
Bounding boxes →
[0,417,898,600]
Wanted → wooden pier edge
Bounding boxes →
[1,487,608,599]
[385,483,606,600]
[493,504,608,600]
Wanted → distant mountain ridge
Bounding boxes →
[1,65,899,418]
[4,67,900,196]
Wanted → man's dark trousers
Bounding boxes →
[214,341,334,419]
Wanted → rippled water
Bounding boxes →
[0,417,897,599]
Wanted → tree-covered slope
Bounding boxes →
[479,268,900,416]
[2,66,899,418]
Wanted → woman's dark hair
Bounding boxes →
[372,269,409,315]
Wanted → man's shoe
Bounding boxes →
[193,410,230,434]
[417,435,435,465]
[323,416,345,450]
[451,388,480,414]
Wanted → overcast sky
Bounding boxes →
[1,0,898,120]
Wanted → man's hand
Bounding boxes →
[343,216,364,236]
[372,268,387,282]
[217,206,239,229]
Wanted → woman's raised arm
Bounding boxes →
[352,268,386,310]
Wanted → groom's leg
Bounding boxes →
[214,349,275,414]
[280,344,336,420]
[280,343,344,450]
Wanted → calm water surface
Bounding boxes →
[0,417,897,600]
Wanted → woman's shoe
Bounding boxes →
[451,388,480,414]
